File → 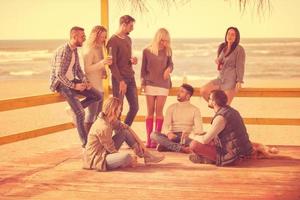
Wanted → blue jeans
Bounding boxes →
[151,132,192,152]
[57,81,102,147]
[105,126,137,170]
[85,92,104,123]
[112,77,139,126]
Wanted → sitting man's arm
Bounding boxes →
[193,108,205,134]
[189,115,226,144]
[162,105,178,140]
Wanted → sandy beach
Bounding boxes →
[0,78,299,146]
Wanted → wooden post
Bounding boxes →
[101,0,110,99]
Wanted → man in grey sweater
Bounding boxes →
[107,15,138,126]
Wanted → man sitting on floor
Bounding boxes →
[189,89,253,166]
[151,84,204,153]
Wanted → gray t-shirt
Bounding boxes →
[107,34,134,82]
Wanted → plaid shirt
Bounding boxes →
[50,43,88,92]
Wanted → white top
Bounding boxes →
[65,51,75,80]
[162,101,204,135]
[189,115,226,144]
[83,47,106,92]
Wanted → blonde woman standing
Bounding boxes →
[141,28,174,148]
[83,97,164,171]
[83,25,112,133]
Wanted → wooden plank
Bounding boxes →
[131,116,300,126]
[1,116,300,145]
[0,123,74,145]
[1,88,300,112]
[0,93,65,112]
[0,145,300,199]
[166,87,300,97]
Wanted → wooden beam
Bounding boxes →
[124,116,300,126]
[1,88,300,112]
[165,87,300,97]
[0,93,65,112]
[1,115,300,145]
[100,0,110,99]
[0,123,74,145]
[101,0,109,29]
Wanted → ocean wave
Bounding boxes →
[9,70,39,76]
[243,42,300,47]
[171,74,215,81]
[0,50,52,63]
[0,58,34,63]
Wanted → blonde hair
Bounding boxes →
[102,97,121,121]
[87,25,107,49]
[147,28,172,56]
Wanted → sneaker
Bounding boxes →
[156,144,169,152]
[189,154,215,164]
[144,152,165,164]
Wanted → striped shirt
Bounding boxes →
[50,43,87,92]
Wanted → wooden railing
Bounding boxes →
[1,87,300,145]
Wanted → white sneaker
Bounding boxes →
[144,152,165,165]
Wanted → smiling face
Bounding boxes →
[73,30,86,47]
[177,87,190,102]
[159,38,169,49]
[226,28,237,44]
[97,31,107,44]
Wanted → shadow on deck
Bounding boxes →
[1,132,300,200]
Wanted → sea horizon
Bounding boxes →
[1,38,300,82]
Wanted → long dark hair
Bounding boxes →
[217,27,240,57]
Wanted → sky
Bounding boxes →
[0,0,299,39]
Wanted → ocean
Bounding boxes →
[1,38,300,82]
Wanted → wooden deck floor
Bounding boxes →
[1,140,300,200]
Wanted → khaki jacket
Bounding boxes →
[82,115,118,171]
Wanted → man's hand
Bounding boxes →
[85,82,93,90]
[130,57,138,65]
[180,132,189,144]
[74,83,86,91]
[167,132,177,140]
[119,80,127,95]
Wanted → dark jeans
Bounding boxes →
[57,81,102,147]
[112,77,139,126]
[151,132,192,152]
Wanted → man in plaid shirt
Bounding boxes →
[50,26,102,148]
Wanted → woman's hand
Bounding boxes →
[235,82,242,93]
[163,67,171,80]
[100,57,113,66]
